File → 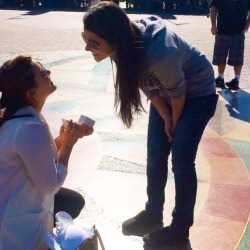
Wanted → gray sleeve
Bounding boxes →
[149,47,186,98]
[146,89,159,99]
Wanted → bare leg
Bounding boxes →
[234,65,242,75]
[218,64,226,75]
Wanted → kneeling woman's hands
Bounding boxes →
[60,120,82,147]
[55,120,94,149]
[78,122,94,138]
[60,120,94,145]
[56,120,94,167]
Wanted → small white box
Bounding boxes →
[78,115,95,128]
[62,115,95,128]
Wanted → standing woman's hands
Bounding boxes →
[164,117,173,143]
[150,94,174,143]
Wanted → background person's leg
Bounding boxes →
[218,64,226,76]
[213,35,230,88]
[226,34,245,89]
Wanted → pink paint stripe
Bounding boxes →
[191,127,250,250]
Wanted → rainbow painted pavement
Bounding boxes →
[0,9,249,250]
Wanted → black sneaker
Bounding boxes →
[215,77,225,88]
[122,210,163,236]
[225,78,239,90]
[143,226,189,248]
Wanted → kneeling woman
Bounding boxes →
[0,55,93,250]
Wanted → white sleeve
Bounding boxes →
[13,122,67,195]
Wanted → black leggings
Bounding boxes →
[54,187,85,225]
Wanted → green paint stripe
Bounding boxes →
[44,54,88,68]
[225,138,250,249]
[226,138,250,175]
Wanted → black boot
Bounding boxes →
[122,210,163,236]
[143,226,189,248]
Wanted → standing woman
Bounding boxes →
[0,55,93,250]
[82,1,218,248]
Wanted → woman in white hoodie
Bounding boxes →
[82,2,218,248]
[0,55,93,250]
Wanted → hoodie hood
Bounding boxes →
[133,15,166,48]
[110,16,165,62]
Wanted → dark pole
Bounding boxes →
[141,0,153,10]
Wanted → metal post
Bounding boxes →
[140,0,153,10]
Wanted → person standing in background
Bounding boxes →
[210,0,250,90]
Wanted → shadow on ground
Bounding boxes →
[218,88,250,123]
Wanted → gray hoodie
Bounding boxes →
[133,16,215,102]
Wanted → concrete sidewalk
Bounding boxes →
[0,9,249,250]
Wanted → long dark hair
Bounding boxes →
[83,1,145,128]
[0,55,36,127]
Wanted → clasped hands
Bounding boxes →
[54,120,94,150]
[164,118,175,143]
